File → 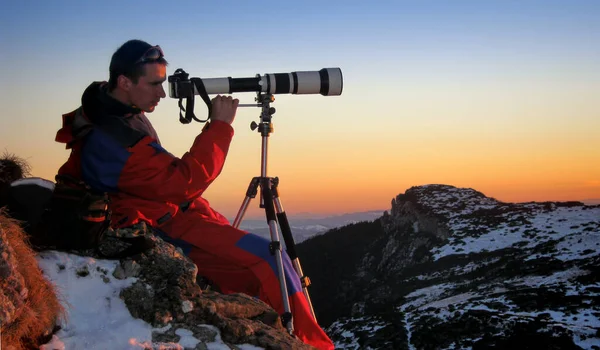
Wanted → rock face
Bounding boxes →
[112,234,310,349]
[0,213,64,350]
[297,184,600,349]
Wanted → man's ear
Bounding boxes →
[117,75,133,91]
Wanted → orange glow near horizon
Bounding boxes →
[20,91,600,220]
[25,139,599,220]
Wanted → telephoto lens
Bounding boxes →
[169,68,343,98]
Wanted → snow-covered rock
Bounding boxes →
[299,184,600,349]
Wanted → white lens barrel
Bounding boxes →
[178,67,343,97]
[290,71,322,94]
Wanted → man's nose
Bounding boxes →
[159,85,166,98]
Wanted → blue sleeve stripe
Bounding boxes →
[148,141,172,156]
[236,233,302,295]
[81,129,131,193]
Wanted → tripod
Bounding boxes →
[232,92,316,335]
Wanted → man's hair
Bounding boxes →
[108,39,168,91]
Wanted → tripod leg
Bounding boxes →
[233,177,260,229]
[270,178,317,321]
[260,178,294,334]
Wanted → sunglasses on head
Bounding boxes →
[134,45,164,65]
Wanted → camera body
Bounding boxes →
[168,69,195,99]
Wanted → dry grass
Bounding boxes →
[0,151,31,185]
[0,211,65,349]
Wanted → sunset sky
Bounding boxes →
[1,0,598,219]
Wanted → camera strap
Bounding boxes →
[178,78,212,124]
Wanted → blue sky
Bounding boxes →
[1,0,599,217]
[3,1,598,81]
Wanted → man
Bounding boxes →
[55,39,334,350]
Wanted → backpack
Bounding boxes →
[6,175,154,258]
[51,175,156,258]
[40,174,111,251]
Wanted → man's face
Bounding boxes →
[127,63,167,113]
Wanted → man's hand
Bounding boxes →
[210,95,239,125]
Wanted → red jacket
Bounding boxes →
[56,82,234,228]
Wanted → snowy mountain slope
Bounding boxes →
[301,185,600,349]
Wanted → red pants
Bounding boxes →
[156,210,334,350]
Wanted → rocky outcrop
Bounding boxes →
[298,184,600,349]
[0,214,311,349]
[110,234,310,349]
[375,193,451,275]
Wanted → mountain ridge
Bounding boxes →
[238,209,385,243]
[297,184,600,349]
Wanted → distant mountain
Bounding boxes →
[297,184,600,349]
[583,198,600,205]
[237,210,385,243]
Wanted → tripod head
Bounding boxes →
[249,92,277,137]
